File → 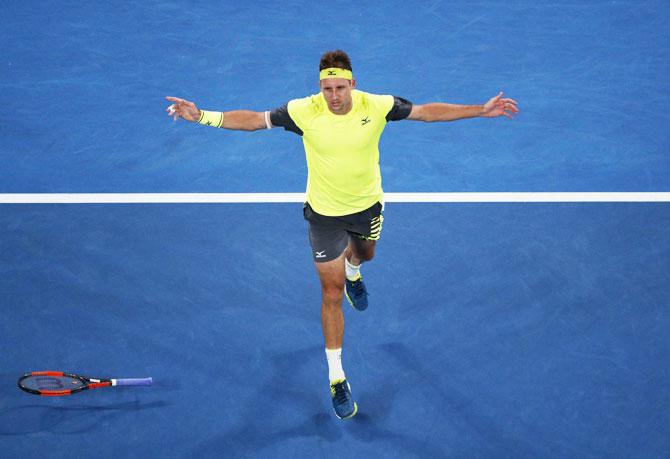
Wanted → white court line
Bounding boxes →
[0,192,669,203]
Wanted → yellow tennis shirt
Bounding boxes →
[287,90,395,216]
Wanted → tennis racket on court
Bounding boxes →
[18,371,153,396]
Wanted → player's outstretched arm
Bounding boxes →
[165,96,267,131]
[407,92,518,122]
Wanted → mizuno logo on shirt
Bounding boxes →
[361,117,371,125]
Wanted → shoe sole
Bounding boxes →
[334,402,358,420]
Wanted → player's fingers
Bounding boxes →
[165,96,186,104]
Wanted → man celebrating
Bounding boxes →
[166,50,518,420]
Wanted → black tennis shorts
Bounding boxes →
[303,201,384,263]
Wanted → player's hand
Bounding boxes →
[165,96,201,122]
[480,92,519,119]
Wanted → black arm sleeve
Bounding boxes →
[385,96,413,121]
[270,104,303,136]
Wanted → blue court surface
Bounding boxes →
[2,1,669,458]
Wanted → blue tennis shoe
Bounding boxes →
[330,379,358,419]
[345,275,368,311]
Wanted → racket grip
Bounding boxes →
[114,377,153,386]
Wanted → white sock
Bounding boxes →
[326,348,346,382]
[345,257,361,281]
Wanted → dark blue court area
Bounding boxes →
[1,203,668,457]
[2,0,669,458]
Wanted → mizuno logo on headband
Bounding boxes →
[320,68,353,80]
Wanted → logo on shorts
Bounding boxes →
[315,251,326,258]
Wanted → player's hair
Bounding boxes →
[319,50,352,72]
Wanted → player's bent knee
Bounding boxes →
[352,239,376,262]
[355,246,375,262]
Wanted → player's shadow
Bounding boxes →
[194,343,451,457]
[0,400,169,435]
[337,343,451,457]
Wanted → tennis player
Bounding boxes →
[166,50,518,419]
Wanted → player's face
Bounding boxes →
[320,78,356,115]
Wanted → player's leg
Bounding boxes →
[314,252,358,420]
[315,253,346,350]
[344,237,377,265]
[343,202,384,311]
[304,203,358,419]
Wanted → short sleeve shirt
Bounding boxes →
[271,90,412,216]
